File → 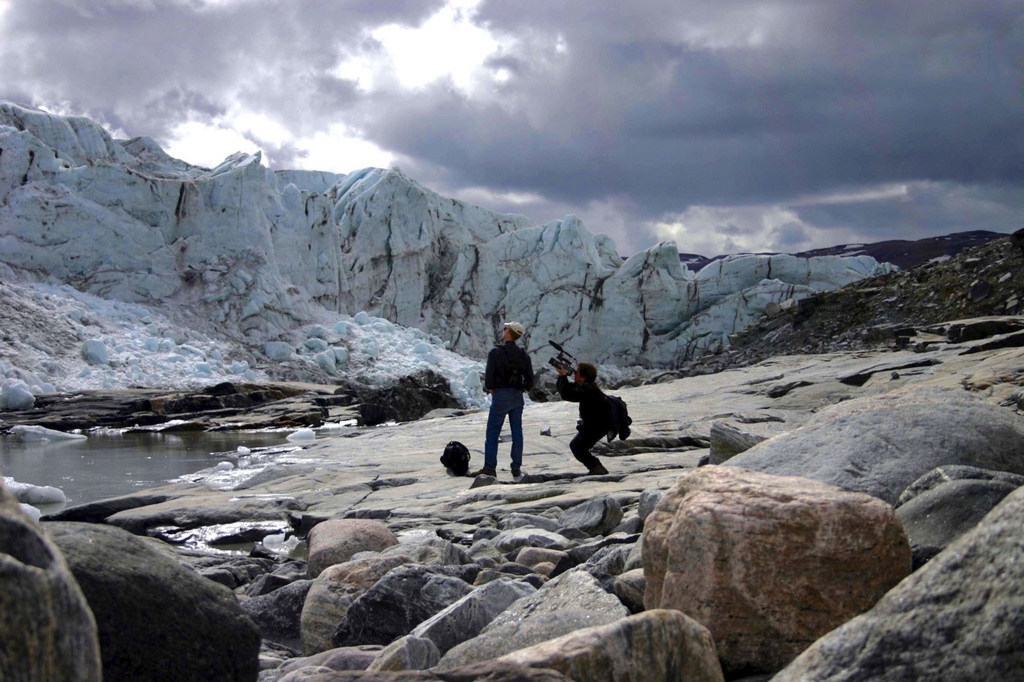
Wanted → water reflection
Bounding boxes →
[0,429,291,510]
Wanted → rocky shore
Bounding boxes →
[4,312,1024,680]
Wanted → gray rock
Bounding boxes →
[514,546,570,569]
[897,478,1019,567]
[242,579,313,650]
[409,578,537,655]
[557,495,623,537]
[379,535,473,566]
[271,661,570,680]
[638,490,664,521]
[494,609,725,682]
[896,464,1024,507]
[357,369,461,425]
[725,386,1024,504]
[263,645,383,681]
[486,568,628,632]
[435,569,628,670]
[567,533,641,565]
[472,526,501,542]
[624,542,643,572]
[435,610,614,671]
[582,543,634,577]
[613,568,646,614]
[0,487,101,682]
[492,527,573,554]
[708,418,770,463]
[775,484,1024,681]
[364,635,440,672]
[300,555,409,655]
[611,514,643,534]
[498,512,561,532]
[333,564,475,646]
[47,521,260,682]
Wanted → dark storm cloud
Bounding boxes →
[0,0,443,140]
[2,0,1022,254]
[368,0,1024,218]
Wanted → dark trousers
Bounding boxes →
[570,429,604,471]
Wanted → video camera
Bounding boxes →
[547,340,576,374]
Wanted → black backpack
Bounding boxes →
[501,345,528,388]
[440,440,471,476]
[605,395,633,442]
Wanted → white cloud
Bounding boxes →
[164,120,262,168]
[334,0,509,95]
[294,124,394,174]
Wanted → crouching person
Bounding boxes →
[556,362,610,475]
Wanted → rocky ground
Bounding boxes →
[5,235,1024,681]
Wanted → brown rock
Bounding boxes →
[642,466,910,677]
[515,546,569,568]
[301,555,410,654]
[306,519,400,578]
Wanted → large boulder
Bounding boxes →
[557,494,624,537]
[357,369,462,425]
[897,477,1020,568]
[240,579,313,650]
[774,483,1024,680]
[306,519,400,578]
[643,466,910,677]
[332,564,475,647]
[436,569,628,670]
[301,555,410,655]
[494,609,724,682]
[725,386,1024,504]
[407,577,537,656]
[0,485,101,682]
[46,521,260,681]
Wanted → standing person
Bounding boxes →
[470,321,534,479]
[556,362,611,475]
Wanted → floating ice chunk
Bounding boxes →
[262,532,300,555]
[332,347,349,365]
[334,321,353,336]
[286,428,316,442]
[237,446,252,455]
[354,311,372,325]
[81,339,109,365]
[3,477,68,505]
[0,380,35,410]
[214,461,234,471]
[10,425,87,442]
[20,504,42,521]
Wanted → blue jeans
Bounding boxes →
[484,388,525,470]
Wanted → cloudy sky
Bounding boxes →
[1,0,1022,256]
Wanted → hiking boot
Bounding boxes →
[587,463,609,475]
[511,467,524,481]
[469,467,497,478]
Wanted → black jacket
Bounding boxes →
[557,375,611,431]
[485,341,534,392]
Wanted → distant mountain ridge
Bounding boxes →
[680,230,1007,272]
